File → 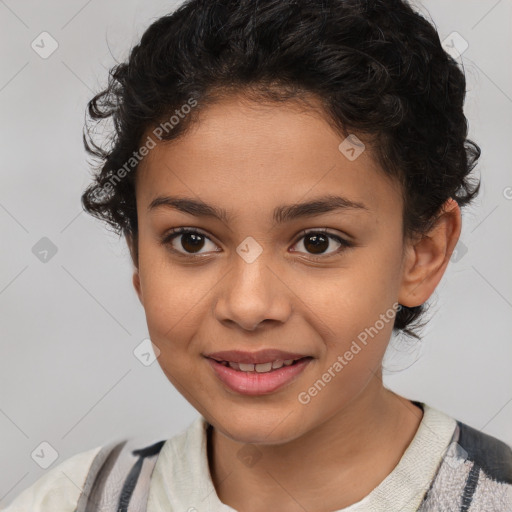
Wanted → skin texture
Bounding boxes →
[127,94,461,511]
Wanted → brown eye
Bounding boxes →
[303,233,330,254]
[292,230,351,258]
[161,228,219,256]
[179,232,206,253]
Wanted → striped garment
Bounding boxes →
[418,421,512,511]
[3,403,512,511]
[75,403,512,511]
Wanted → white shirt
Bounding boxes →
[1,403,456,511]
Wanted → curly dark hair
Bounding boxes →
[81,0,481,340]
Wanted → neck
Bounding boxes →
[207,379,423,512]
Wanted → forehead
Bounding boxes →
[136,96,402,224]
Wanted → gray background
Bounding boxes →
[0,0,511,505]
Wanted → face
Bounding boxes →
[131,94,410,445]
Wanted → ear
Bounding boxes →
[132,269,143,305]
[398,198,462,307]
[125,233,143,304]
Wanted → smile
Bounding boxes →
[206,356,313,395]
[216,358,304,373]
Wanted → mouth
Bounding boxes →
[212,357,310,373]
[205,356,313,395]
[204,348,312,365]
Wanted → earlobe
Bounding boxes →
[125,233,143,304]
[132,270,143,304]
[398,198,462,308]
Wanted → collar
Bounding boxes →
[147,403,456,512]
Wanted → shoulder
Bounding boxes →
[2,433,174,512]
[1,445,102,512]
[455,419,512,484]
[419,408,512,511]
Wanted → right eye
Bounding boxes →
[160,227,221,258]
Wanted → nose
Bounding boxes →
[213,254,293,332]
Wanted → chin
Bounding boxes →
[211,410,309,446]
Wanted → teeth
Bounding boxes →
[255,362,273,373]
[216,358,306,373]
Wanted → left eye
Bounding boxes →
[291,230,351,258]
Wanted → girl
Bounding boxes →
[4,0,511,510]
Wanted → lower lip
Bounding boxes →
[206,357,312,396]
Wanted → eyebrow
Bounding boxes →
[147,194,370,225]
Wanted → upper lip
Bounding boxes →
[204,349,311,365]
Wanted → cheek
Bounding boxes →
[138,264,226,393]
[304,260,399,336]
[143,279,206,351]
[299,303,395,418]
[299,246,401,377]
[138,241,212,331]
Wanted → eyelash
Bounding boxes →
[160,227,353,261]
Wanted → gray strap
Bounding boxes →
[75,439,128,512]
[75,439,164,512]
